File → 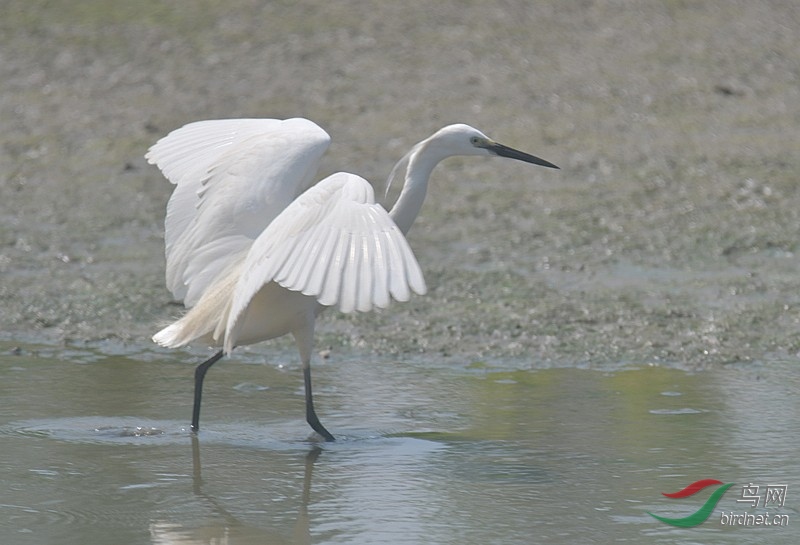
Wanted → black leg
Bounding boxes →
[192,350,224,432]
[304,364,335,442]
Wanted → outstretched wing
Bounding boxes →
[146,118,330,306]
[225,172,426,352]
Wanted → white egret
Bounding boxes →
[147,118,558,441]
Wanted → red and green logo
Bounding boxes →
[648,479,735,528]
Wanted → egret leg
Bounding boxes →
[303,364,335,441]
[294,327,335,442]
[192,350,224,432]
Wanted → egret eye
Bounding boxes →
[470,136,481,146]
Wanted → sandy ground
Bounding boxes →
[2,1,799,366]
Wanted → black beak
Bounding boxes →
[487,141,559,169]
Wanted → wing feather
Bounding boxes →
[276,227,317,288]
[383,228,411,302]
[146,118,330,306]
[346,223,369,313]
[146,118,287,185]
[224,172,426,351]
[372,227,391,309]
[319,230,350,308]
[356,214,375,312]
[300,227,336,296]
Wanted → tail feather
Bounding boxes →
[152,304,225,349]
[152,256,243,351]
[152,322,188,348]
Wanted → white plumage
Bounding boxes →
[147,117,558,440]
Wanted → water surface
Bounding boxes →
[1,342,797,544]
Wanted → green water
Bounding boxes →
[1,342,796,544]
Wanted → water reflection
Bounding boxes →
[147,438,320,545]
[1,342,798,544]
[145,432,448,545]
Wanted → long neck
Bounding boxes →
[388,143,444,235]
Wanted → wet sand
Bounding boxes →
[2,1,799,366]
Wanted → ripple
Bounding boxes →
[3,495,201,530]
[232,381,270,392]
[648,408,706,415]
[7,417,189,445]
[4,416,444,455]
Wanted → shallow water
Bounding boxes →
[2,3,799,542]
[1,341,797,544]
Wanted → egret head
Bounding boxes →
[429,124,559,169]
[385,123,558,204]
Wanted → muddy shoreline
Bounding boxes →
[2,1,799,366]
